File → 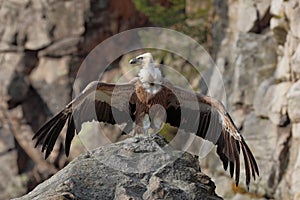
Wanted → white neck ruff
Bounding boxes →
[138,65,162,94]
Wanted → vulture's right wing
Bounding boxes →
[33,80,137,159]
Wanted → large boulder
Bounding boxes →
[13,136,222,200]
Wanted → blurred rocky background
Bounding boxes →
[0,0,299,199]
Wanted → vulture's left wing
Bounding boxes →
[163,82,259,188]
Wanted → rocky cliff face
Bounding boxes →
[202,0,300,199]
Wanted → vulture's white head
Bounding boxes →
[129,52,154,67]
[129,52,162,94]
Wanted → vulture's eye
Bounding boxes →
[137,57,143,60]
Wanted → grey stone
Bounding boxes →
[13,136,222,200]
[46,0,87,40]
[242,113,291,195]
[237,0,271,32]
[274,128,300,200]
[290,140,300,200]
[23,12,52,50]
[0,53,28,108]
[274,43,291,81]
[7,72,30,108]
[285,1,300,39]
[255,81,292,126]
[270,17,288,45]
[0,104,25,199]
[274,135,300,200]
[0,1,26,45]
[287,80,300,123]
[293,123,300,139]
[254,78,275,118]
[231,33,277,105]
[237,0,258,32]
[38,37,81,57]
[30,56,70,114]
[0,53,23,89]
[291,43,300,80]
[274,33,299,81]
[270,0,284,17]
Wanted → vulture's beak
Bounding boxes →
[129,58,137,64]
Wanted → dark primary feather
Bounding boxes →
[32,109,70,159]
[33,110,65,147]
[234,140,240,185]
[213,124,257,187]
[65,115,75,157]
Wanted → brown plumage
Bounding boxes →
[33,53,259,188]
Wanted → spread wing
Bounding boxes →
[163,82,259,188]
[32,80,137,159]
